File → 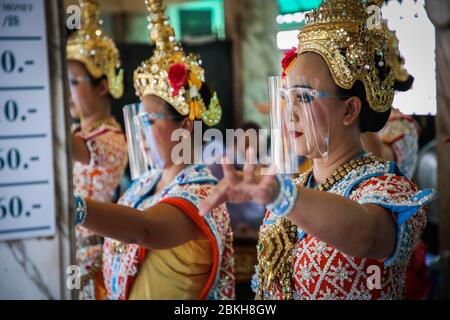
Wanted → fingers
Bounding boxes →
[199,156,279,215]
[198,180,229,216]
[243,147,257,183]
[222,156,240,183]
[259,166,279,204]
[260,166,277,187]
[233,164,278,205]
[232,177,277,205]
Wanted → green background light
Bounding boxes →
[167,0,225,40]
[278,0,323,14]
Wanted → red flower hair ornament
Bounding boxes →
[281,47,298,77]
[168,63,188,96]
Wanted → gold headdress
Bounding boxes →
[297,0,408,113]
[384,25,410,83]
[67,0,124,99]
[133,0,222,126]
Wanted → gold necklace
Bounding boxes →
[257,152,383,300]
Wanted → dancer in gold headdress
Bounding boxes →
[67,0,128,300]
[73,0,234,300]
[199,0,436,300]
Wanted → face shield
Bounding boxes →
[134,111,166,171]
[268,75,331,174]
[123,103,147,180]
[123,103,166,179]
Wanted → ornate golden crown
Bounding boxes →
[298,0,407,113]
[133,0,222,127]
[67,0,124,99]
[384,25,410,83]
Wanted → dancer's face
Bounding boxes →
[140,94,191,167]
[67,60,109,119]
[286,52,359,158]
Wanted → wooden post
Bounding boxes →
[224,0,279,128]
[224,0,244,128]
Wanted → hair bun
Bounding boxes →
[394,74,415,92]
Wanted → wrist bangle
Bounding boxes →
[266,175,298,218]
[75,195,88,226]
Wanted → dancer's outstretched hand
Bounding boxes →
[198,148,279,216]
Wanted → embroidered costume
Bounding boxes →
[73,119,128,202]
[67,0,127,300]
[252,0,436,300]
[101,0,234,300]
[378,108,421,179]
[73,119,128,300]
[103,165,234,300]
[253,152,435,299]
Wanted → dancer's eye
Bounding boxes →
[297,92,314,103]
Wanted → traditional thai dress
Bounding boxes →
[378,108,421,179]
[378,108,430,298]
[102,164,235,300]
[73,117,128,300]
[253,151,436,300]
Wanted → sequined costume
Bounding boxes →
[251,0,436,300]
[67,0,127,300]
[253,152,435,299]
[102,165,235,300]
[378,108,421,179]
[73,119,127,202]
[74,118,128,300]
[101,0,233,300]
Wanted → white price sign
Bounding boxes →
[0,0,56,240]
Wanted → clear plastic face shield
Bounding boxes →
[123,103,147,180]
[268,75,331,174]
[123,103,166,179]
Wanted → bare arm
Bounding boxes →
[199,159,397,260]
[72,134,90,164]
[82,199,206,250]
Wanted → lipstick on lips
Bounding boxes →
[288,130,303,138]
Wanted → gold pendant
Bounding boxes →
[257,218,296,300]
